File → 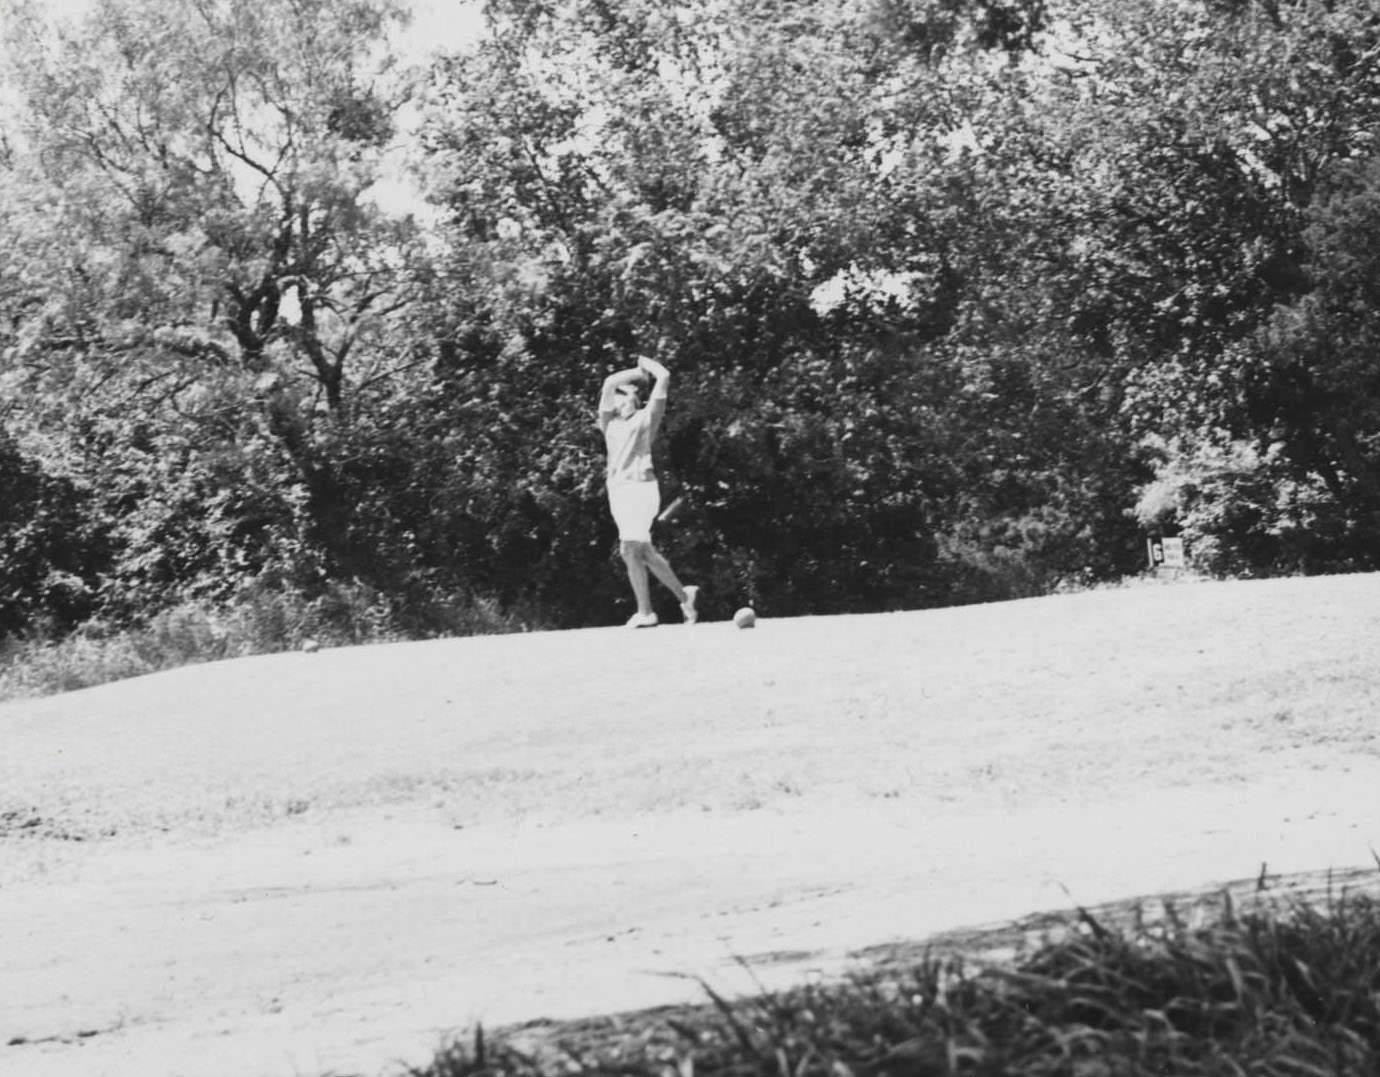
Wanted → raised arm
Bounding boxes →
[637,355,670,399]
[636,356,671,441]
[598,367,644,415]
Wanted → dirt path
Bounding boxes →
[3,576,1380,1077]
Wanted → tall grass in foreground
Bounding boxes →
[411,889,1380,1077]
[0,584,534,702]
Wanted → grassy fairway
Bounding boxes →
[4,573,1379,845]
[1,573,1378,1077]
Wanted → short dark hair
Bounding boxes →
[617,378,648,404]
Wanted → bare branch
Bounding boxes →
[107,368,198,412]
[92,98,139,160]
[207,120,278,184]
[355,355,432,395]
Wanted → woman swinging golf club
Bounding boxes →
[597,355,698,628]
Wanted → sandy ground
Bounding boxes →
[3,574,1380,1077]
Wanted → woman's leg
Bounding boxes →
[620,540,653,615]
[647,545,699,623]
[643,544,687,602]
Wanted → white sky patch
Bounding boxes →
[364,166,444,227]
[394,0,486,62]
[19,0,485,60]
[941,120,981,159]
[811,266,929,316]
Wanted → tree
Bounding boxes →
[8,0,1374,639]
[1030,0,1380,571]
[410,0,1150,617]
[1232,155,1380,567]
[0,0,424,609]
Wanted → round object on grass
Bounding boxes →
[733,607,756,629]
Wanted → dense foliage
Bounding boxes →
[2,0,1379,643]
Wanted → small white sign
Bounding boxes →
[1147,536,1187,569]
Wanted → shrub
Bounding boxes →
[0,434,113,637]
[0,580,535,702]
[1134,437,1359,578]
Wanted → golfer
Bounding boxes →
[597,355,699,628]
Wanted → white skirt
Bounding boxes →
[607,479,660,542]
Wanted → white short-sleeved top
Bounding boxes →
[601,397,665,482]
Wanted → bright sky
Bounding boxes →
[395,0,486,63]
[23,0,485,59]
[3,0,485,215]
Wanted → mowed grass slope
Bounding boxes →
[3,573,1379,846]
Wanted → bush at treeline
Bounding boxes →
[3,0,1379,642]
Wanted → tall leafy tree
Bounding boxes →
[413,0,1133,615]
[0,0,422,607]
[7,0,1377,641]
[1030,0,1380,569]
